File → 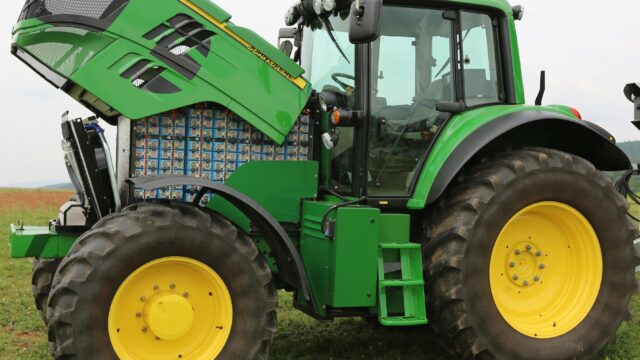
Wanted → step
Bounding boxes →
[380,315,428,327]
[380,279,424,288]
[379,242,421,250]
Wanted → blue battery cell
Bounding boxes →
[133,104,311,202]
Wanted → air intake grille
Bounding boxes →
[18,0,128,21]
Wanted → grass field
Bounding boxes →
[0,189,638,359]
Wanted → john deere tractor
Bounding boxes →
[9,0,640,359]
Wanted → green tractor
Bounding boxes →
[9,0,640,359]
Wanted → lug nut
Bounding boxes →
[512,274,519,280]
[536,251,542,257]
[142,327,148,333]
[515,249,521,255]
[183,292,189,298]
[523,280,529,286]
[153,285,160,291]
[534,276,540,282]
[170,283,176,290]
[509,261,516,268]
[140,296,147,302]
[136,312,142,318]
[526,245,532,251]
[539,264,545,269]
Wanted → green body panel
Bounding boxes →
[206,161,319,232]
[299,201,380,314]
[12,0,311,143]
[507,17,526,103]
[450,0,513,15]
[407,105,578,209]
[10,225,76,259]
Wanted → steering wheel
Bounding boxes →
[331,73,356,93]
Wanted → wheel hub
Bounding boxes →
[108,257,233,359]
[145,293,194,341]
[489,202,602,339]
[505,242,545,288]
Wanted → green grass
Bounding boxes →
[0,190,638,359]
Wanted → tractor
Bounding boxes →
[9,0,640,359]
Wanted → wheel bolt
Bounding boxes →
[142,327,148,333]
[536,251,542,257]
[526,245,532,251]
[512,274,519,280]
[170,283,176,290]
[523,280,529,286]
[140,296,147,302]
[539,264,545,269]
[153,285,160,291]
[515,249,521,255]
[136,312,142,318]
[509,261,516,268]
[183,292,189,298]
[534,276,540,282]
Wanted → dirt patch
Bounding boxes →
[0,190,74,212]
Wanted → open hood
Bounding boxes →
[12,0,312,144]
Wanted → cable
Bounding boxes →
[615,164,640,222]
[320,196,366,236]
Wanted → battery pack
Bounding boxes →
[132,103,311,202]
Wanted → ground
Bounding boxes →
[0,189,638,360]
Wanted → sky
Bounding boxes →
[0,0,638,187]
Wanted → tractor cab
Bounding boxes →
[289,0,519,202]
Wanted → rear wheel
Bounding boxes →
[32,258,61,324]
[423,148,640,360]
[47,201,277,360]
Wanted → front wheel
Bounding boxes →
[423,148,640,360]
[47,202,276,360]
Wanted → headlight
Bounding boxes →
[323,0,336,12]
[313,0,324,15]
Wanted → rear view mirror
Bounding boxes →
[349,0,382,44]
[279,40,294,57]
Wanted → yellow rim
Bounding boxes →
[489,202,603,339]
[108,257,232,359]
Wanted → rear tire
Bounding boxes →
[423,148,639,360]
[32,258,61,324]
[47,201,277,360]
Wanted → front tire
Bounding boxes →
[423,148,639,360]
[32,258,61,324]
[47,201,277,360]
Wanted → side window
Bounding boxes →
[376,36,416,106]
[461,12,502,106]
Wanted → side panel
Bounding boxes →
[207,161,319,231]
[299,201,380,315]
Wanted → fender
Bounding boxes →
[409,109,630,209]
[127,175,313,303]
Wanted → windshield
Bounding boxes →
[301,14,356,193]
[301,16,355,92]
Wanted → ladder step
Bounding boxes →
[380,279,424,287]
[380,243,421,250]
[380,316,428,326]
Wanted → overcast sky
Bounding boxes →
[0,0,638,187]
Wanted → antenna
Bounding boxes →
[535,70,546,106]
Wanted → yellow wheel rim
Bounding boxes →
[108,257,232,359]
[489,202,602,339]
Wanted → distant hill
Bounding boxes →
[40,183,74,190]
[618,141,640,164]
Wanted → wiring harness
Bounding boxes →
[615,164,640,222]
